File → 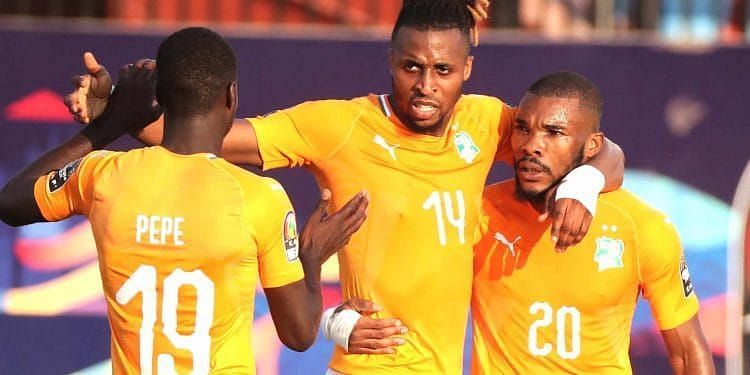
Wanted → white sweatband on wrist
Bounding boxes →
[555,165,606,216]
[321,306,361,352]
[321,307,337,340]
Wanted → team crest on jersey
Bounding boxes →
[680,254,695,297]
[593,236,624,271]
[283,211,299,262]
[47,158,82,192]
[454,131,480,164]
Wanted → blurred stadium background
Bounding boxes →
[0,0,748,374]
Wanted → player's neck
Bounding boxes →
[513,183,548,214]
[161,113,225,156]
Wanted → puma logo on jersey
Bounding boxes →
[373,134,399,160]
[494,232,521,256]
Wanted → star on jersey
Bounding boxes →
[494,232,521,256]
[454,131,480,164]
[593,236,625,271]
[601,224,618,232]
[373,134,399,160]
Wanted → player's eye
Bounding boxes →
[547,129,565,137]
[436,65,451,75]
[514,123,529,133]
[405,62,420,72]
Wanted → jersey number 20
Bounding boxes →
[116,265,215,375]
[528,301,581,360]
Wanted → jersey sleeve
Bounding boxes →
[32,151,114,221]
[638,214,700,330]
[247,100,361,170]
[253,181,304,288]
[494,104,516,165]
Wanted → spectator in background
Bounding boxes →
[660,0,736,42]
[519,0,595,39]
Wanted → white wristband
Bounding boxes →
[321,307,337,340]
[321,306,361,352]
[555,165,605,216]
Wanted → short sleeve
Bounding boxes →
[254,182,304,288]
[33,150,114,221]
[247,100,361,170]
[494,105,516,165]
[638,215,700,330]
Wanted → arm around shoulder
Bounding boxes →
[589,137,624,192]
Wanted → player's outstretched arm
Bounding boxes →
[64,53,265,167]
[265,190,368,351]
[135,118,263,165]
[661,315,716,375]
[0,61,160,227]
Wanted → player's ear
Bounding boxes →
[584,132,604,159]
[226,81,237,111]
[463,55,473,81]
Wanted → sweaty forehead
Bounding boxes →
[518,94,590,126]
[392,27,469,60]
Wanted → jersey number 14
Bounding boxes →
[116,265,214,375]
[423,190,466,246]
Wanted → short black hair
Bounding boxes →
[391,0,475,51]
[156,27,237,116]
[527,71,603,120]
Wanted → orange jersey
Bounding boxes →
[471,180,700,374]
[250,94,514,373]
[33,146,303,375]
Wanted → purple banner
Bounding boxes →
[0,27,747,374]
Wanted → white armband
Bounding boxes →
[555,165,606,216]
[320,306,361,352]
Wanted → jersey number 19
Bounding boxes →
[116,265,215,375]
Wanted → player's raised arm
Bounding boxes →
[64,53,266,167]
[264,190,368,351]
[661,315,715,374]
[1,61,160,227]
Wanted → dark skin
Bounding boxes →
[65,28,622,252]
[511,93,714,374]
[387,27,473,136]
[342,93,715,370]
[512,94,602,249]
[2,60,370,353]
[63,27,624,354]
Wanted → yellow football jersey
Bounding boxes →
[471,180,700,374]
[33,146,304,375]
[250,94,514,373]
